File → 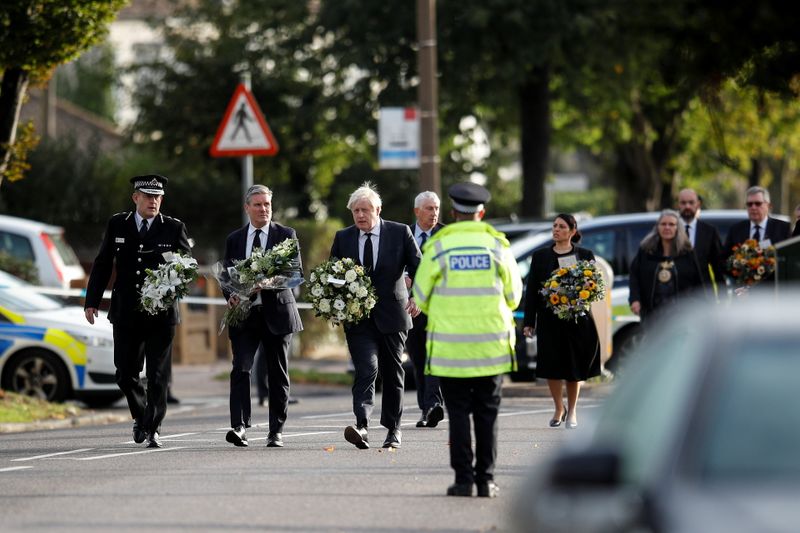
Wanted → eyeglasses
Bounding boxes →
[746,201,764,207]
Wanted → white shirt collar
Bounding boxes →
[750,218,768,229]
[134,212,155,228]
[360,221,381,237]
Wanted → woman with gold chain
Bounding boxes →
[629,209,707,323]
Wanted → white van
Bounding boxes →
[0,214,86,289]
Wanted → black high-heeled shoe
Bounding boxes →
[549,408,567,428]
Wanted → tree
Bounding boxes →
[0,1,126,187]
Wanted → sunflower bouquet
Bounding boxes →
[726,239,776,287]
[540,260,606,321]
[308,257,377,327]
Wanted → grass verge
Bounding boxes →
[0,389,81,424]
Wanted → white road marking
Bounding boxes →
[160,432,199,439]
[75,447,187,461]
[498,404,600,417]
[282,431,336,438]
[12,448,95,462]
[0,466,34,472]
[299,412,354,420]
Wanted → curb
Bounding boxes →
[0,411,130,434]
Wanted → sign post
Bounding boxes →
[210,78,279,223]
[378,107,420,170]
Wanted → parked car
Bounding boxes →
[508,210,768,379]
[488,213,593,242]
[511,292,800,533]
[0,270,122,407]
[0,214,86,289]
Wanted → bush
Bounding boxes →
[0,253,39,284]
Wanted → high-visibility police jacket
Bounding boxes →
[412,220,522,378]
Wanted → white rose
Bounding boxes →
[345,270,357,282]
[332,263,342,273]
[365,297,376,309]
[336,311,346,321]
[348,301,361,314]
[309,272,317,282]
[357,287,368,298]
[333,299,345,310]
[251,262,259,271]
[349,282,359,293]
[320,273,329,284]
[311,284,324,297]
[319,299,330,313]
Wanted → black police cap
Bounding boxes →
[130,174,168,195]
[448,182,491,213]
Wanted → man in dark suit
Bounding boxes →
[793,203,800,237]
[84,174,192,448]
[331,182,421,449]
[222,184,303,448]
[723,186,791,286]
[677,188,725,289]
[406,191,445,428]
[723,186,791,260]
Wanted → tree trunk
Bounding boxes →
[519,66,550,218]
[0,67,30,187]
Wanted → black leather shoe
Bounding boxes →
[226,426,248,447]
[446,483,473,497]
[344,425,369,449]
[477,481,499,498]
[426,404,444,428]
[132,420,147,444]
[166,393,180,405]
[416,412,428,428]
[266,432,284,447]
[382,429,401,449]
[147,432,163,448]
[288,396,300,405]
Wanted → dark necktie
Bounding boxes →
[753,225,761,242]
[363,232,374,274]
[420,232,428,248]
[139,219,148,239]
[252,228,263,253]
[684,224,690,237]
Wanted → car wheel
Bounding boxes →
[607,324,644,373]
[1,349,71,403]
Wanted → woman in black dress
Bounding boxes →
[629,209,706,322]
[522,214,600,429]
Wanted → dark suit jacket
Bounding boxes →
[223,221,303,336]
[693,220,725,285]
[85,211,192,325]
[793,222,800,237]
[330,219,421,333]
[723,217,791,259]
[408,222,444,340]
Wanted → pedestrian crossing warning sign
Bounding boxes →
[210,83,279,157]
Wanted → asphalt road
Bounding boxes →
[0,381,605,532]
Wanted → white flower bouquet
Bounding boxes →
[212,237,303,330]
[139,252,199,315]
[308,257,377,327]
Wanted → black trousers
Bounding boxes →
[112,313,175,434]
[440,375,503,485]
[345,319,407,430]
[406,313,443,412]
[229,308,292,432]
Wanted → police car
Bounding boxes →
[0,270,122,406]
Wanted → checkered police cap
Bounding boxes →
[130,174,168,195]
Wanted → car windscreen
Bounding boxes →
[689,335,800,481]
[0,286,63,312]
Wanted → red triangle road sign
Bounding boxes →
[210,83,279,157]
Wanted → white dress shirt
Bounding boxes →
[246,224,268,257]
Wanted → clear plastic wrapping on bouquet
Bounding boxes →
[210,259,304,333]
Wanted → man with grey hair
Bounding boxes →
[222,184,303,448]
[331,181,421,449]
[407,191,445,428]
[723,186,790,272]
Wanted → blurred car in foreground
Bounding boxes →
[0,214,86,288]
[0,270,122,407]
[512,291,800,533]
